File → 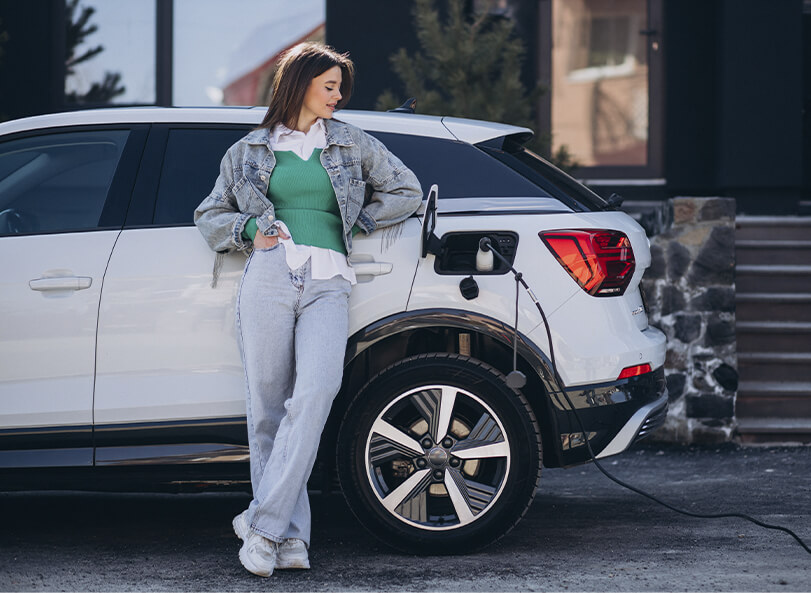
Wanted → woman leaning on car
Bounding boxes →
[193,42,422,577]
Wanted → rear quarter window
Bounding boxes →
[367,132,551,199]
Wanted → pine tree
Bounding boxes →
[64,0,125,104]
[377,0,577,172]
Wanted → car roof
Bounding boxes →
[0,107,532,145]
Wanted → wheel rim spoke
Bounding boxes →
[382,468,431,512]
[444,468,476,525]
[370,418,424,458]
[435,385,457,442]
[452,440,509,459]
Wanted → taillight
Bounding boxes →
[617,363,652,380]
[539,229,635,296]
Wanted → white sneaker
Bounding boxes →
[276,538,310,570]
[238,532,278,577]
[232,510,249,541]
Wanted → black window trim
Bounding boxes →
[125,122,255,229]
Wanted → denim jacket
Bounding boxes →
[194,117,423,258]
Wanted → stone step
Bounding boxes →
[736,293,811,323]
[736,321,811,351]
[736,417,811,444]
[738,352,811,382]
[737,381,811,419]
[736,216,811,241]
[736,265,811,293]
[735,240,811,265]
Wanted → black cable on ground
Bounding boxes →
[559,387,811,555]
[479,237,811,556]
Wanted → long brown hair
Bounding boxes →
[258,42,354,131]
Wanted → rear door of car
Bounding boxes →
[93,124,252,466]
[0,125,146,468]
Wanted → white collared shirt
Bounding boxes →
[269,119,356,285]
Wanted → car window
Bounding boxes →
[153,128,249,225]
[478,135,610,212]
[0,130,130,236]
[367,132,551,199]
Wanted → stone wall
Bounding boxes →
[638,197,738,443]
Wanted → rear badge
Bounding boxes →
[631,306,645,316]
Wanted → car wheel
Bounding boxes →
[336,353,542,554]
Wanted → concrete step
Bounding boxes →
[736,321,811,351]
[735,240,811,265]
[736,293,811,323]
[736,265,811,293]
[736,216,811,241]
[738,352,811,382]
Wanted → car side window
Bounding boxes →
[367,132,550,199]
[153,128,249,225]
[0,130,130,236]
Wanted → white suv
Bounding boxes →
[0,107,667,553]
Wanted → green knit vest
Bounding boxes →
[268,149,345,254]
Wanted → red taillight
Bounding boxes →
[618,363,652,380]
[539,229,635,296]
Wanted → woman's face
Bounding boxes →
[298,65,343,130]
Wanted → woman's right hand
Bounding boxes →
[253,228,290,249]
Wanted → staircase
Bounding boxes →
[736,216,811,443]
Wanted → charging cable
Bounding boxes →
[477,237,811,555]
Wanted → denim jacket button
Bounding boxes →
[268,214,274,221]
[260,174,266,181]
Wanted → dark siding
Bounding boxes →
[0,0,64,121]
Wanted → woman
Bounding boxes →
[194,42,422,577]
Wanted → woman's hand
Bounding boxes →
[253,228,290,249]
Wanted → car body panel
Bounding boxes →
[0,232,119,431]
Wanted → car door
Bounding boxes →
[93,125,253,465]
[0,126,145,467]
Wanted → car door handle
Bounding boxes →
[352,262,393,277]
[29,276,92,292]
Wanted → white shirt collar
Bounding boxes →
[270,119,327,160]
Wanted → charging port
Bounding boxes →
[433,231,518,275]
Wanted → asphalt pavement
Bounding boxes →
[1,443,809,592]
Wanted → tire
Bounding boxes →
[336,353,542,554]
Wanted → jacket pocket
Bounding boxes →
[233,175,268,213]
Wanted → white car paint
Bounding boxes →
[0,231,119,429]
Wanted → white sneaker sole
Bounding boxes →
[275,555,310,570]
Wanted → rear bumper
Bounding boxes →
[595,391,669,459]
[550,366,668,467]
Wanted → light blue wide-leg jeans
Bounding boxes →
[235,245,350,547]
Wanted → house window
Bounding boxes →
[64,1,156,105]
[548,0,660,173]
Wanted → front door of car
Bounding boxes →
[0,127,144,467]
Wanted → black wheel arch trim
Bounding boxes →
[344,308,563,395]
